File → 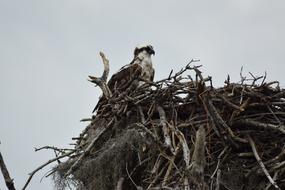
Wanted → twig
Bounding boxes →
[218,94,244,111]
[265,171,279,190]
[215,169,221,190]
[236,119,285,134]
[126,163,140,189]
[247,135,281,190]
[132,123,166,149]
[0,151,16,190]
[205,98,238,147]
[155,60,200,84]
[210,146,228,179]
[147,163,168,190]
[80,118,92,122]
[64,117,115,177]
[267,105,282,126]
[162,143,181,186]
[34,146,73,154]
[239,86,246,105]
[271,160,285,170]
[22,150,75,190]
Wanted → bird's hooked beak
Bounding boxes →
[147,46,155,55]
[149,48,155,55]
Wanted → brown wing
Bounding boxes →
[92,63,142,113]
[150,68,155,82]
[107,63,142,93]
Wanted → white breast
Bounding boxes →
[136,50,154,86]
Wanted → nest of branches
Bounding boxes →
[47,53,285,190]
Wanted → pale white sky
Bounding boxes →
[0,0,285,189]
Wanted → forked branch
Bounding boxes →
[88,52,112,99]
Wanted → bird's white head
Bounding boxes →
[134,44,155,57]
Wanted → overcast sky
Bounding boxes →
[0,0,285,189]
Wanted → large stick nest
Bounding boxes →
[51,54,285,190]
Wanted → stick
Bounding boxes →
[0,151,16,190]
[190,126,206,179]
[88,52,112,99]
[22,150,75,190]
[157,106,174,153]
[205,98,238,147]
[138,106,146,123]
[218,94,244,111]
[215,169,221,190]
[64,117,115,177]
[99,52,110,82]
[247,136,281,190]
[132,123,166,149]
[126,164,140,189]
[175,130,190,168]
[265,172,279,190]
[237,119,285,134]
[34,146,73,154]
[210,146,228,179]
[162,143,181,186]
[116,177,125,190]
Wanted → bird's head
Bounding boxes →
[134,44,155,57]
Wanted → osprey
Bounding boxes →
[93,44,155,113]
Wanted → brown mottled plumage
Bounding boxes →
[93,44,155,113]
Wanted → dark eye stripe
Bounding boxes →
[134,46,154,56]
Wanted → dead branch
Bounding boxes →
[236,119,285,134]
[205,98,238,147]
[64,117,115,178]
[162,143,181,186]
[22,150,75,190]
[210,146,228,179]
[0,151,16,190]
[248,135,281,190]
[189,126,206,180]
[116,177,125,190]
[34,146,73,154]
[132,123,166,149]
[157,105,174,153]
[175,129,190,168]
[88,52,112,99]
[215,169,221,190]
